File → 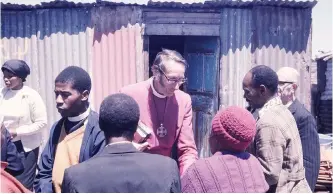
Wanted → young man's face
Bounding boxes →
[54,82,86,118]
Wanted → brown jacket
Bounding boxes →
[249,97,311,193]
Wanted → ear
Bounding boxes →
[151,65,160,77]
[292,83,298,91]
[81,90,90,102]
[259,84,267,95]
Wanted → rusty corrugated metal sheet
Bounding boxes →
[1,0,317,9]
[219,7,313,110]
[91,6,144,112]
[0,6,144,142]
[252,6,312,110]
[220,8,253,110]
[1,8,94,143]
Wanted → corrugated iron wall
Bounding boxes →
[220,8,253,110]
[91,6,143,112]
[1,5,313,155]
[219,7,312,110]
[1,6,144,143]
[1,8,94,144]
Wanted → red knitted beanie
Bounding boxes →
[211,106,256,152]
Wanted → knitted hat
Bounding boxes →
[210,106,256,152]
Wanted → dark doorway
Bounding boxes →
[148,35,185,77]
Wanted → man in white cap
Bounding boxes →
[277,67,320,192]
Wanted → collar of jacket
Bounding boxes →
[54,110,100,162]
[258,97,282,119]
[101,142,139,155]
[288,99,301,114]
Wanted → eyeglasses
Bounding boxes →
[278,81,294,86]
[278,81,294,92]
[159,68,187,84]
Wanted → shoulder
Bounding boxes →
[21,86,39,95]
[174,90,192,106]
[139,152,178,170]
[21,86,43,101]
[86,110,104,136]
[258,104,294,126]
[294,103,314,122]
[120,80,149,95]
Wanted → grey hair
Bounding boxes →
[152,48,188,71]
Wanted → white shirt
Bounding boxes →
[0,86,47,152]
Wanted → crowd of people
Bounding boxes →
[0,49,320,193]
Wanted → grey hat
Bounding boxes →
[1,59,30,81]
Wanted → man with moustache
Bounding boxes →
[34,66,105,193]
[121,49,198,176]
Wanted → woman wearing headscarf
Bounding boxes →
[181,106,269,193]
[0,59,47,191]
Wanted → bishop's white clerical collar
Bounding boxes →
[68,106,90,122]
[150,77,166,98]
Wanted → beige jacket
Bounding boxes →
[249,97,311,193]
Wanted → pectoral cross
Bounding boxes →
[156,123,167,138]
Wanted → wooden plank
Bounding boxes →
[144,12,221,19]
[144,12,220,25]
[145,24,219,36]
[145,17,220,24]
[143,35,150,80]
[143,8,220,13]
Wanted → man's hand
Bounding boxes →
[132,141,150,151]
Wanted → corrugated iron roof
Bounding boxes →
[1,0,317,9]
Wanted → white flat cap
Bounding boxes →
[277,67,299,84]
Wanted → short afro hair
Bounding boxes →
[250,65,278,94]
[55,66,91,93]
[99,93,140,140]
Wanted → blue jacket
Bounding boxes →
[33,111,105,193]
[1,128,24,176]
[288,99,320,192]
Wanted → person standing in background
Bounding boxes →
[0,59,47,191]
[277,67,320,192]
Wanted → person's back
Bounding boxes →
[182,152,267,193]
[62,143,180,193]
[61,93,181,193]
[181,106,268,193]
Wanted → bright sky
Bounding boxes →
[312,0,333,58]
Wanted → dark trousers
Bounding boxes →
[13,141,39,191]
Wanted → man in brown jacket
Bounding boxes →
[242,65,311,193]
